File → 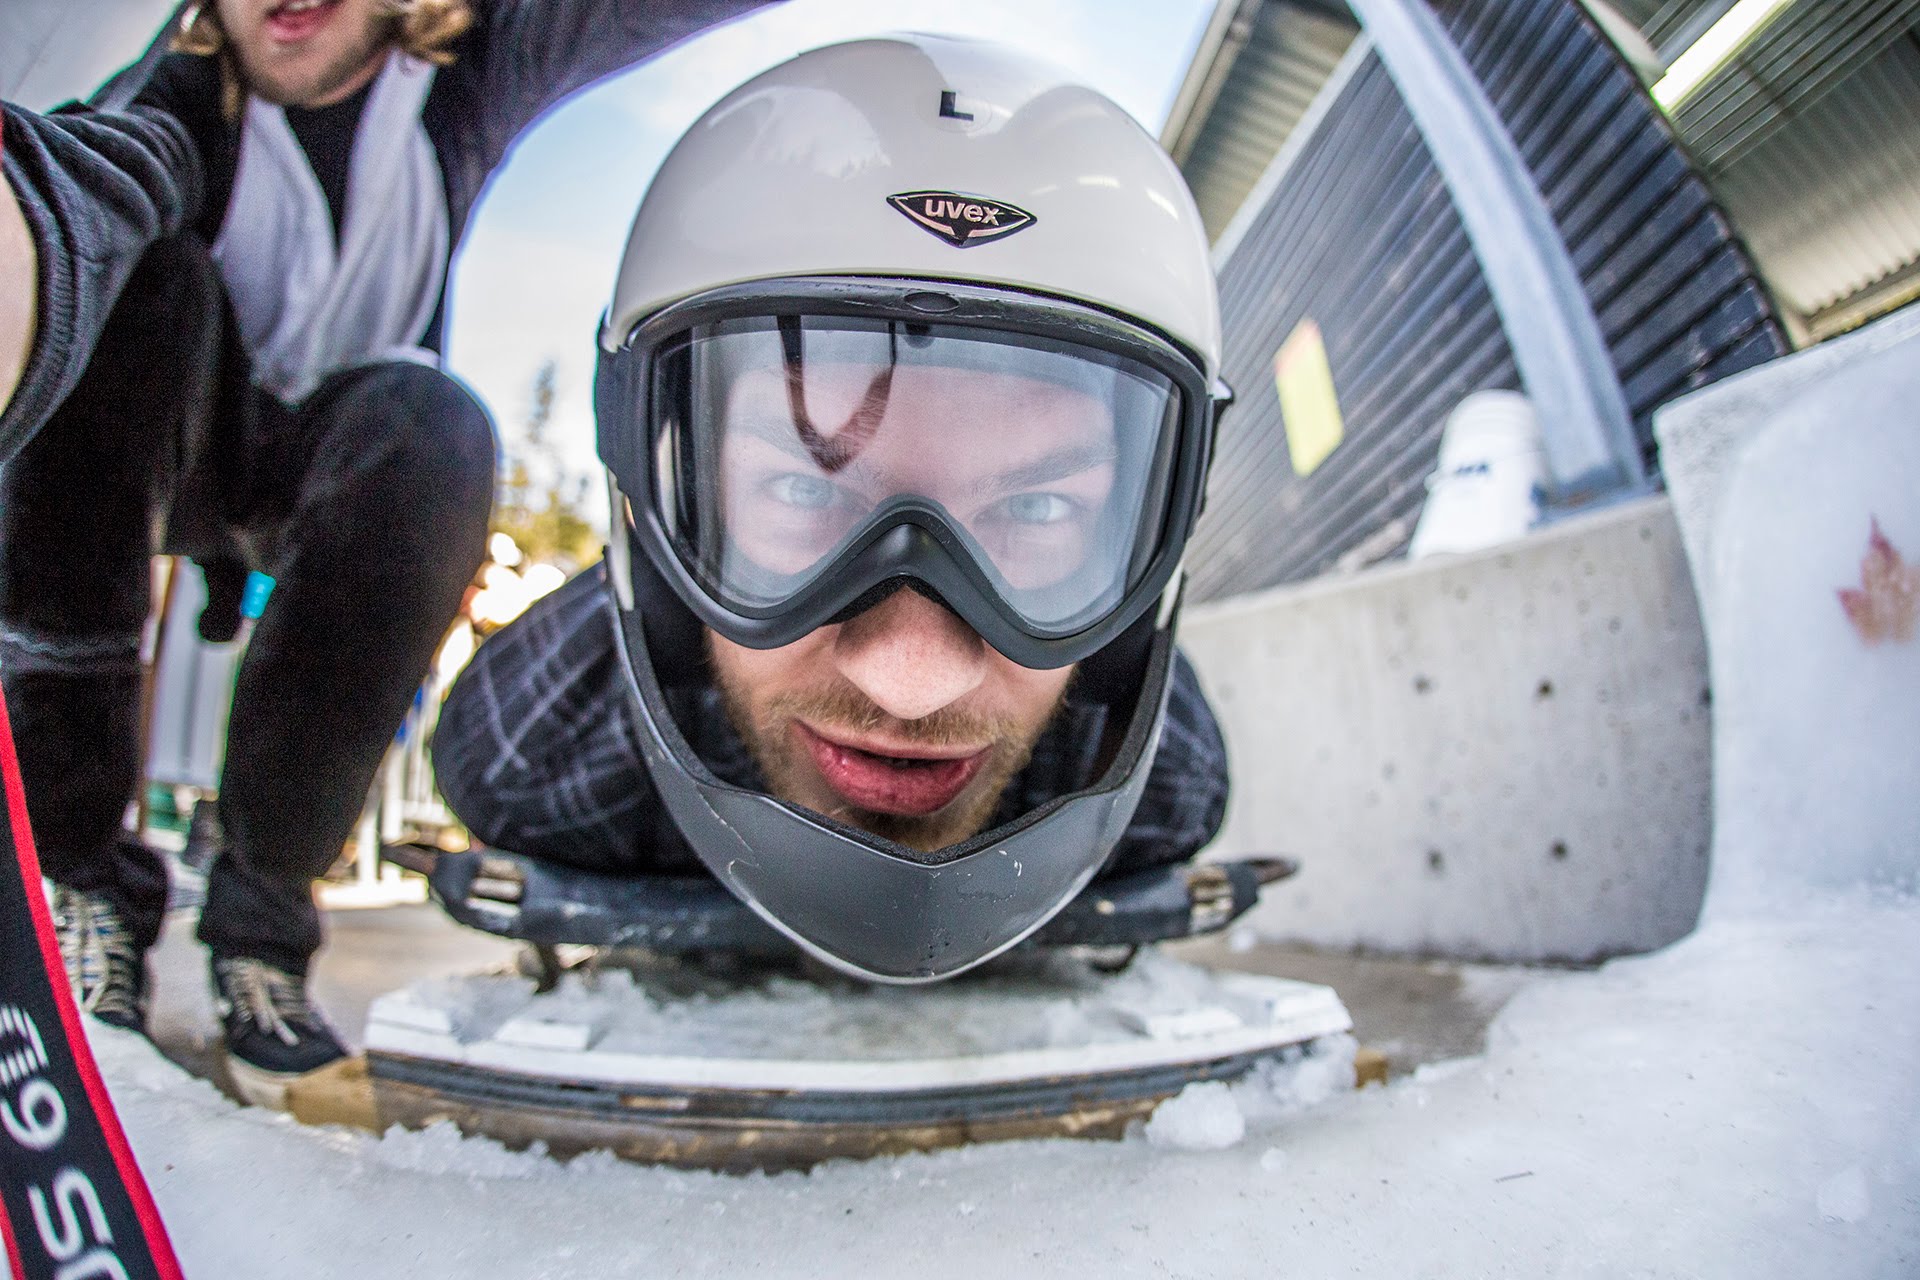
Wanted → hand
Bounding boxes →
[0,152,37,423]
[0,109,38,425]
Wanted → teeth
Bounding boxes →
[276,0,329,14]
[859,750,924,769]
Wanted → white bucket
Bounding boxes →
[1408,389,1549,558]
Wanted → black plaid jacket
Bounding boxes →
[431,570,1230,881]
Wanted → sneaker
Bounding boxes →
[49,885,148,1034]
[210,955,347,1109]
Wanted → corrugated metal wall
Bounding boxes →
[1441,0,1787,439]
[1185,0,1786,602]
[1663,0,1920,166]
[1191,54,1513,600]
[1582,0,1920,333]
[1604,0,1726,53]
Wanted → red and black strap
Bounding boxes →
[0,682,182,1270]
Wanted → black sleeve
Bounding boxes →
[0,101,203,466]
[471,0,781,145]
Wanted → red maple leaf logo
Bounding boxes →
[1837,518,1919,645]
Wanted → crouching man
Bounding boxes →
[0,0,776,1105]
[433,34,1236,982]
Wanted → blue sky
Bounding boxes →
[443,0,1217,506]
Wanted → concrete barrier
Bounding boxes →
[1181,495,1711,962]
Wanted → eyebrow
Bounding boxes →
[728,417,884,488]
[973,441,1118,500]
[728,415,1117,498]
[728,414,817,460]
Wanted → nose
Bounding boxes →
[832,588,988,721]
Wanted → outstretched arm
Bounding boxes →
[0,160,34,423]
[0,103,201,465]
[477,0,781,147]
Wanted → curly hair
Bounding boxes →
[173,0,474,113]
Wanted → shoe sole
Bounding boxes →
[84,1008,150,1038]
[225,1056,321,1112]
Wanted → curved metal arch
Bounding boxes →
[1346,0,1647,501]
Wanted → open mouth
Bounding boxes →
[264,0,343,44]
[793,723,989,817]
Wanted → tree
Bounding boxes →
[491,360,602,570]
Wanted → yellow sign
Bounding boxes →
[1273,319,1345,477]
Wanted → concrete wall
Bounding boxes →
[1181,494,1711,963]
[3,0,175,109]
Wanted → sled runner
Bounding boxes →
[360,944,1351,1172]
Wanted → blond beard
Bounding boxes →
[715,676,1063,854]
[234,15,397,107]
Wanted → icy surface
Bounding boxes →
[91,894,1920,1277]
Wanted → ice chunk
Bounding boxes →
[1143,1081,1246,1151]
[493,1015,596,1051]
[365,993,455,1036]
[1113,1005,1243,1041]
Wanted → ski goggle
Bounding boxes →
[597,280,1222,669]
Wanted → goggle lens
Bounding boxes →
[646,317,1181,637]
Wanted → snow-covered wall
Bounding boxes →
[1181,496,1712,963]
[1,0,174,109]
[1656,305,1920,914]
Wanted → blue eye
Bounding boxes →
[1004,493,1076,525]
[766,473,839,510]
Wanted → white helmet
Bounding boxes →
[601,35,1220,372]
[594,34,1230,983]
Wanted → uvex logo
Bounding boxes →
[887,191,1035,248]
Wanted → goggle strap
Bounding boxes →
[605,475,636,611]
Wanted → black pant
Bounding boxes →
[0,236,494,975]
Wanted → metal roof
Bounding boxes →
[1642,0,1920,334]
[1668,0,1920,171]
[1163,0,1359,243]
[1707,36,1920,327]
